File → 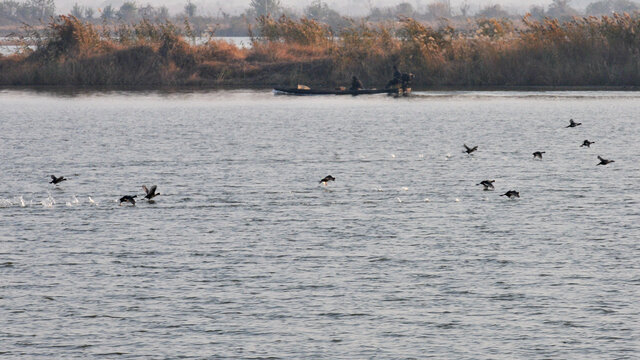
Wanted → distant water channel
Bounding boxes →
[1,89,638,358]
[0,36,252,56]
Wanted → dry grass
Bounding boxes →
[2,14,640,87]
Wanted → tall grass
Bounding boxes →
[2,13,640,87]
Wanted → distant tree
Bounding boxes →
[28,0,54,19]
[157,6,169,19]
[547,0,579,18]
[476,4,510,18]
[100,5,115,20]
[117,1,138,22]
[367,7,388,21]
[185,0,196,17]
[305,0,331,19]
[304,0,346,30]
[71,3,83,18]
[427,1,450,19]
[249,0,282,17]
[395,2,415,17]
[585,0,639,15]
[85,7,94,19]
[138,4,155,19]
[459,1,470,17]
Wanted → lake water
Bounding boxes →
[1,89,638,358]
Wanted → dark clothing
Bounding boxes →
[393,66,402,80]
[386,78,401,89]
[401,73,414,86]
[350,77,364,91]
[387,69,414,91]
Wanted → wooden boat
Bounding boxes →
[273,87,400,96]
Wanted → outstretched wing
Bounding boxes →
[597,156,604,161]
[51,175,56,180]
[142,185,149,195]
[149,185,157,196]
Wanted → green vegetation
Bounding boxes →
[2,13,640,88]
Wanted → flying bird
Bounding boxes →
[581,140,594,147]
[597,156,614,166]
[533,151,545,159]
[463,144,478,154]
[319,175,335,185]
[477,180,495,190]
[501,190,520,198]
[142,185,160,200]
[566,119,582,128]
[119,195,137,205]
[49,175,67,184]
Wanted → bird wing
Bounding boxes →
[51,175,56,180]
[142,185,149,194]
[149,185,157,195]
[597,156,604,161]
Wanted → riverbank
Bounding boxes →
[2,84,640,93]
[2,15,640,88]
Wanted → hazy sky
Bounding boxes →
[55,0,598,16]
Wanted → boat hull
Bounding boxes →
[273,87,400,96]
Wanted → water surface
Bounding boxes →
[1,90,638,358]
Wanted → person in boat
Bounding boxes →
[386,65,402,88]
[386,66,414,92]
[393,65,402,81]
[350,76,364,91]
[400,72,414,91]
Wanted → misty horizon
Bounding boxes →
[50,0,609,17]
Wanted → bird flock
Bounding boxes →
[46,119,613,206]
[318,118,613,199]
[46,178,160,206]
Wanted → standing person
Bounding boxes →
[393,65,402,81]
[387,65,403,88]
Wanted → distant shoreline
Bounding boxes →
[2,84,639,93]
[4,16,640,90]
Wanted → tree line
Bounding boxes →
[1,0,639,36]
